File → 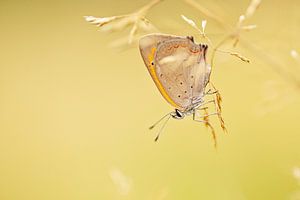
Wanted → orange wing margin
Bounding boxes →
[146,47,182,109]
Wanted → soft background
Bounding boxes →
[0,0,300,199]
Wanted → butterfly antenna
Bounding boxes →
[154,115,171,142]
[149,112,172,130]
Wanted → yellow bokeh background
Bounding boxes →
[0,0,300,199]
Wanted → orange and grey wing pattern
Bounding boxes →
[154,38,198,109]
[139,34,185,109]
[139,34,183,67]
[139,34,210,110]
[188,45,211,103]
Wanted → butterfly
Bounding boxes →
[139,34,225,146]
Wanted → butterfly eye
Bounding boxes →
[175,109,183,118]
[151,61,154,66]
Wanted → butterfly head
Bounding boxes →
[171,109,185,120]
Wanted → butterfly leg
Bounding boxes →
[197,100,215,108]
[205,88,218,95]
[205,81,220,95]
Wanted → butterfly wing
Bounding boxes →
[139,34,210,111]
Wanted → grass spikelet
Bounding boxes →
[184,0,228,29]
[203,108,217,148]
[216,92,222,112]
[181,15,212,45]
[181,15,198,30]
[230,52,250,63]
[245,0,262,19]
[84,0,163,44]
[242,24,257,31]
[201,20,207,34]
[84,16,119,27]
[217,49,250,63]
[215,91,227,133]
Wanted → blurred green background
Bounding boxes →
[1,0,300,199]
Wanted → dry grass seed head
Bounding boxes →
[84,0,162,44]
[181,15,212,45]
[202,107,217,148]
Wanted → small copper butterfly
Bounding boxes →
[139,34,224,144]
